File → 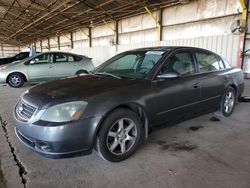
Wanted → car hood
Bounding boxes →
[23,74,137,108]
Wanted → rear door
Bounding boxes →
[194,49,226,112]
[150,49,201,125]
[52,53,78,78]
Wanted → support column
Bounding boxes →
[114,20,119,45]
[57,36,60,50]
[89,27,92,48]
[1,44,4,57]
[158,8,163,42]
[48,38,50,51]
[237,0,248,68]
[145,6,162,44]
[70,32,74,49]
[40,40,42,52]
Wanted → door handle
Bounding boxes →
[193,83,200,89]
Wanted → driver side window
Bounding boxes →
[161,51,195,76]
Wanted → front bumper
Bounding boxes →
[15,116,102,158]
[0,72,7,84]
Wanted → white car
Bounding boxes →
[0,51,94,87]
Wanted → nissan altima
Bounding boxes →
[14,47,244,162]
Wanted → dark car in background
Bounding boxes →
[14,47,244,162]
[0,52,33,66]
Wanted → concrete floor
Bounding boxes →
[0,81,250,188]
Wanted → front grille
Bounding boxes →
[15,99,37,122]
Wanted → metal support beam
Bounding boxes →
[40,40,42,52]
[114,20,119,45]
[33,42,36,52]
[103,20,118,45]
[237,0,249,68]
[1,44,4,57]
[144,6,161,42]
[102,20,115,32]
[48,38,50,51]
[158,8,163,42]
[88,27,92,48]
[70,32,74,49]
[57,36,60,50]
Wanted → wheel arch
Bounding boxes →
[95,102,150,141]
[75,69,88,75]
[6,72,28,83]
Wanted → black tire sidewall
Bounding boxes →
[8,73,24,88]
[220,87,236,117]
[97,108,143,162]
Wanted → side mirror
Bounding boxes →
[157,72,179,79]
[29,60,36,64]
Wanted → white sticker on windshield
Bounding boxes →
[146,51,165,55]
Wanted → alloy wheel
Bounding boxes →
[106,118,137,155]
[224,91,235,113]
[10,75,21,87]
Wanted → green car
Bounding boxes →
[0,51,94,88]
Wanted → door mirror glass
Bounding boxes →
[30,60,36,64]
[157,72,179,79]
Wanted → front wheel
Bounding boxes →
[8,73,24,88]
[96,108,143,162]
[220,87,236,117]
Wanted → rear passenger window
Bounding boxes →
[162,51,195,76]
[195,51,222,72]
[54,53,74,63]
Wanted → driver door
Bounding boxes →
[27,53,53,82]
[149,49,201,126]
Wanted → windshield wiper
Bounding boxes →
[93,72,122,79]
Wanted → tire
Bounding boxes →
[220,86,236,117]
[8,73,24,88]
[96,108,143,162]
[76,70,88,75]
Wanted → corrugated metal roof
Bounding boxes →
[0,0,182,45]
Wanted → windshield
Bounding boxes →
[94,50,166,79]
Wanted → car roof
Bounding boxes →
[128,46,214,53]
[34,51,92,59]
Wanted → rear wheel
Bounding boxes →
[220,87,236,117]
[96,108,143,162]
[76,70,88,75]
[8,73,24,88]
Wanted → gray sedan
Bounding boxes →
[0,51,94,87]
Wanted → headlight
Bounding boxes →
[40,101,88,122]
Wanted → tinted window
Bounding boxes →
[161,51,195,76]
[54,53,74,63]
[195,51,222,72]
